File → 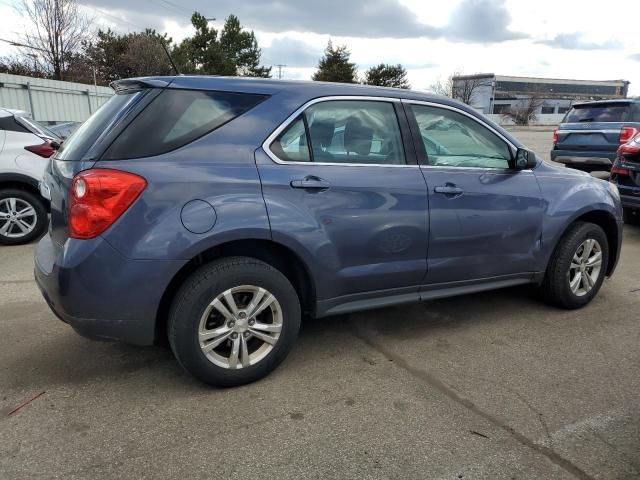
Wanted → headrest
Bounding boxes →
[344,117,373,156]
[309,120,335,149]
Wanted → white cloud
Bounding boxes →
[0,0,638,95]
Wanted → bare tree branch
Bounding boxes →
[502,90,545,126]
[451,74,492,105]
[18,0,91,80]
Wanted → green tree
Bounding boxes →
[84,29,173,85]
[174,13,270,77]
[312,41,358,83]
[363,63,410,89]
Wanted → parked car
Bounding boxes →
[610,131,640,223]
[49,121,80,140]
[35,77,623,386]
[0,108,60,245]
[551,99,640,172]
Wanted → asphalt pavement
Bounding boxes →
[1,129,638,479]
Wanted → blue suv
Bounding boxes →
[551,99,640,172]
[35,77,623,386]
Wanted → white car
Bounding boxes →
[0,108,60,245]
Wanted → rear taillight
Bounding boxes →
[611,166,629,176]
[552,129,558,144]
[25,140,55,158]
[617,132,640,158]
[69,169,146,239]
[620,127,639,144]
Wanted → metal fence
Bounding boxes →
[0,73,113,123]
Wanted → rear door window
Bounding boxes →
[270,100,406,165]
[564,104,631,123]
[103,89,268,160]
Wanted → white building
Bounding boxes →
[452,73,630,115]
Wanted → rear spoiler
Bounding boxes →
[110,78,174,93]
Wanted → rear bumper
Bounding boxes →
[34,234,184,346]
[620,193,640,210]
[550,150,616,168]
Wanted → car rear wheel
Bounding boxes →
[0,189,48,245]
[168,257,301,387]
[540,222,609,309]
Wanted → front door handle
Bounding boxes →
[290,177,331,190]
[434,184,463,196]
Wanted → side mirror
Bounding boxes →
[50,140,61,151]
[514,148,537,170]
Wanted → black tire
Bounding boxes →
[540,222,609,309]
[0,188,48,246]
[623,208,640,225]
[168,256,301,387]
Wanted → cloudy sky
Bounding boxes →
[0,0,638,94]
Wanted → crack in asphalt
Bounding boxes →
[349,322,596,480]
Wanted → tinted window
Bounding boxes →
[305,100,406,165]
[0,115,30,134]
[564,104,630,123]
[17,116,60,140]
[411,105,512,169]
[103,89,268,160]
[270,100,406,165]
[57,90,144,160]
[270,116,310,162]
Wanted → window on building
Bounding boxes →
[541,106,556,114]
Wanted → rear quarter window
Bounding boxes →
[102,89,268,160]
[0,116,30,134]
[57,90,145,161]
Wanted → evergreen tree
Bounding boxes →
[312,41,358,83]
[174,13,270,77]
[84,29,173,85]
[363,63,410,89]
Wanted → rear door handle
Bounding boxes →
[434,184,463,196]
[290,178,331,190]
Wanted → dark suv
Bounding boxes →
[551,99,640,171]
[35,77,623,386]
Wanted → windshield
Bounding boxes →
[564,104,630,123]
[56,90,144,161]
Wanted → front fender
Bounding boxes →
[535,163,622,273]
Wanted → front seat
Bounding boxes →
[344,118,374,162]
[309,119,335,162]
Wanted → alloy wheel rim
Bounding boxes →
[568,238,602,297]
[198,285,283,369]
[0,198,37,238]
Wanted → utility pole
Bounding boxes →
[274,64,287,80]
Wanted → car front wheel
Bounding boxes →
[0,189,48,245]
[540,222,609,309]
[168,257,301,387]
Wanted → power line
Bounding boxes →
[153,0,192,16]
[0,37,49,53]
[78,3,147,31]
